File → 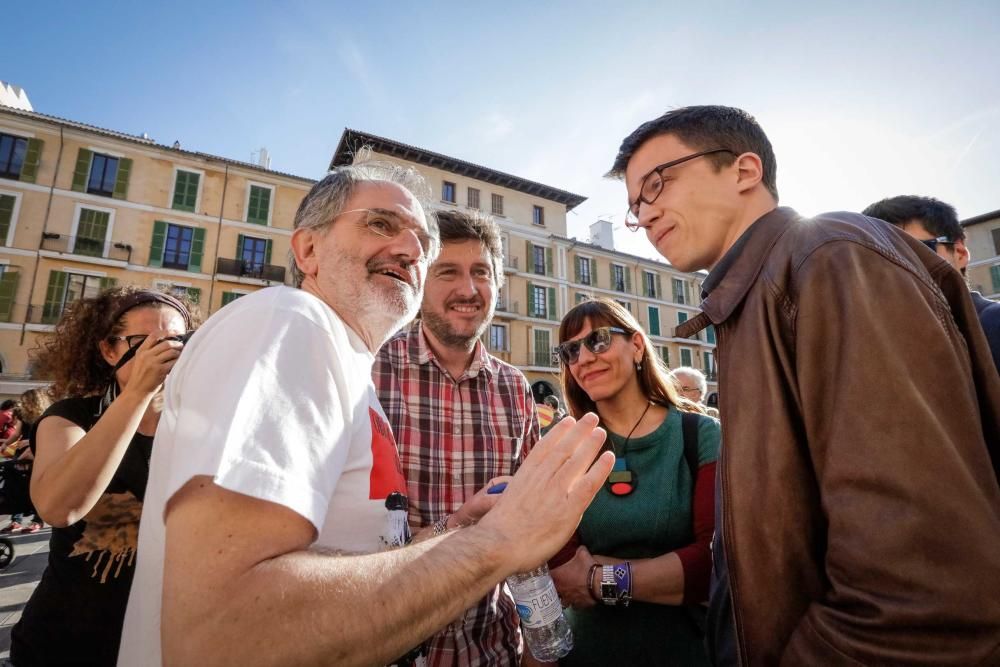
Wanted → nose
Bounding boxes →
[388,227,424,264]
[637,200,659,233]
[575,342,597,366]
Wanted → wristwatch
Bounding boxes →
[600,565,617,605]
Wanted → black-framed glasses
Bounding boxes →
[920,237,956,253]
[625,148,734,231]
[556,327,628,365]
[334,208,437,258]
[108,331,195,351]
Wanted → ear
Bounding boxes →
[955,239,970,271]
[631,331,645,364]
[290,227,320,280]
[733,152,764,194]
[98,338,119,367]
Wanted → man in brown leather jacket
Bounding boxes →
[608,105,1000,666]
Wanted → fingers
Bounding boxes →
[567,450,615,510]
[552,417,607,487]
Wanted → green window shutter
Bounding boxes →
[149,221,167,267]
[706,325,717,345]
[42,270,68,324]
[678,311,688,325]
[0,194,14,245]
[0,270,19,322]
[74,209,109,257]
[264,238,273,264]
[173,171,199,212]
[660,346,670,368]
[189,227,206,272]
[546,248,553,276]
[648,307,660,336]
[186,287,201,304]
[19,138,43,183]
[609,264,615,288]
[547,287,556,320]
[99,277,118,291]
[624,267,632,293]
[991,266,1000,292]
[704,352,712,373]
[247,186,271,224]
[681,348,693,367]
[112,157,132,200]
[656,274,662,300]
[71,149,92,192]
[221,291,238,306]
[574,257,581,283]
[684,281,692,305]
[527,281,535,316]
[525,240,532,270]
[236,233,246,259]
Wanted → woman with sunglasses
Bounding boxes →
[10,286,195,667]
[550,298,720,666]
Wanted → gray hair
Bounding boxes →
[288,157,437,287]
[669,366,707,396]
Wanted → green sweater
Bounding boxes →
[563,406,720,667]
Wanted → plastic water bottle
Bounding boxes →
[506,564,573,661]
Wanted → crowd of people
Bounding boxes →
[1,104,998,666]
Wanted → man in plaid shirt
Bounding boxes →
[374,209,540,666]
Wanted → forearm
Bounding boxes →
[32,391,151,525]
[594,552,685,605]
[167,526,511,667]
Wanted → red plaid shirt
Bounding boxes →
[373,321,539,667]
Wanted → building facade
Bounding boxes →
[0,105,309,395]
[331,130,718,402]
[962,209,1000,300]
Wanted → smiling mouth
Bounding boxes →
[371,265,413,287]
[654,226,674,246]
[449,303,482,314]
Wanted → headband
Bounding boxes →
[110,290,192,329]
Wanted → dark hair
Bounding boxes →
[434,209,505,288]
[31,286,199,400]
[557,298,702,422]
[607,105,779,201]
[862,195,963,241]
[1,399,15,411]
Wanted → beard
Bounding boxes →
[422,300,492,350]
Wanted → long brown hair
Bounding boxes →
[13,388,51,425]
[31,286,199,400]
[557,298,703,420]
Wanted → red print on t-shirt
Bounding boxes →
[368,407,406,500]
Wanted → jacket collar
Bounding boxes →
[406,320,495,380]
[676,206,800,339]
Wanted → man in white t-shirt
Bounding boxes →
[118,161,614,666]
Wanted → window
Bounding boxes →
[644,271,659,298]
[489,324,508,351]
[441,181,456,204]
[992,228,1000,255]
[155,281,201,304]
[491,193,504,215]
[172,170,200,212]
[468,187,480,209]
[533,329,552,366]
[616,299,632,313]
[0,193,16,245]
[991,265,1000,292]
[149,221,206,272]
[71,149,130,199]
[533,205,545,226]
[647,306,661,336]
[706,325,717,345]
[704,351,715,379]
[221,291,245,306]
[678,311,688,326]
[0,267,19,322]
[575,257,592,285]
[680,347,693,367]
[0,133,27,179]
[659,346,670,368]
[88,153,120,197]
[247,184,272,225]
[239,235,270,273]
[613,264,626,292]
[531,285,547,317]
[74,208,111,257]
[672,278,687,304]
[42,271,115,323]
[533,245,546,275]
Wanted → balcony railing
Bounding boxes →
[41,233,132,262]
[533,350,557,367]
[27,303,64,325]
[504,256,518,271]
[495,300,519,314]
[216,257,286,283]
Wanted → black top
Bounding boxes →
[11,395,153,667]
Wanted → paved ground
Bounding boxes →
[0,515,50,660]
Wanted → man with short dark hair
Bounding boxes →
[373,209,539,666]
[610,105,1000,665]
[863,195,1000,374]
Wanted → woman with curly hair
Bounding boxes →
[0,389,52,533]
[10,286,195,667]
[549,298,720,666]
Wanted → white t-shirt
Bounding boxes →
[118,286,408,666]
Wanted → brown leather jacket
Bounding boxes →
[679,207,1000,666]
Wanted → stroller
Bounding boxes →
[0,457,32,569]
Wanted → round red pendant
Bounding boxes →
[610,482,634,496]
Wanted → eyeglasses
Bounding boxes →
[334,208,436,258]
[108,331,194,351]
[625,148,735,231]
[556,327,628,365]
[919,237,956,253]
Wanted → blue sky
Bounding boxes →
[6,1,1000,259]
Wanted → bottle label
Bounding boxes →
[509,576,563,629]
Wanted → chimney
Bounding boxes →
[589,219,615,251]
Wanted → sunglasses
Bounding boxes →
[919,237,956,253]
[107,331,195,372]
[556,327,628,365]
